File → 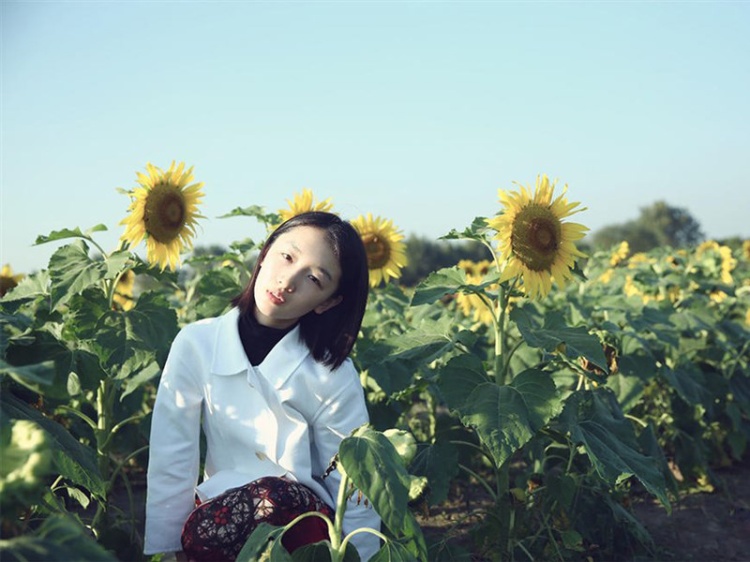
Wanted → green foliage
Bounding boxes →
[240,425,427,562]
[1,197,748,561]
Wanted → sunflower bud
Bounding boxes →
[383,428,417,467]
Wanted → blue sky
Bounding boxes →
[2,0,749,274]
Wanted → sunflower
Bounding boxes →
[0,264,24,298]
[486,174,588,299]
[278,189,334,224]
[597,269,615,284]
[112,270,136,311]
[456,259,496,325]
[696,241,736,285]
[609,241,630,267]
[351,213,408,287]
[743,240,750,261]
[119,161,205,271]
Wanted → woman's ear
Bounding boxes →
[314,295,343,315]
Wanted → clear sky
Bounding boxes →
[2,0,749,274]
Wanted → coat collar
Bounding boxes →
[210,308,311,389]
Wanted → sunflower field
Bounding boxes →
[1,164,749,562]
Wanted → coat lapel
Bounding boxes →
[257,326,310,388]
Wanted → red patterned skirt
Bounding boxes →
[180,476,334,561]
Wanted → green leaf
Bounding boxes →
[411,441,459,505]
[48,241,108,309]
[439,216,492,243]
[357,317,461,395]
[339,427,427,561]
[0,514,117,561]
[441,361,563,467]
[559,389,671,510]
[237,522,291,562]
[410,267,499,308]
[604,371,644,414]
[437,354,489,411]
[511,306,609,373]
[2,328,71,400]
[290,541,334,562]
[34,224,108,245]
[292,541,360,562]
[120,361,161,399]
[80,291,178,382]
[628,306,679,349]
[0,393,105,497]
[0,359,56,393]
[194,268,243,319]
[410,268,467,306]
[370,540,417,562]
[0,270,50,303]
[219,205,280,227]
[661,362,716,410]
[427,540,473,561]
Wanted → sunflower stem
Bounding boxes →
[332,471,352,552]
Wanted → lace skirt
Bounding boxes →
[181,476,334,561]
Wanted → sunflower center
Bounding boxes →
[361,233,391,269]
[510,205,561,272]
[144,183,186,243]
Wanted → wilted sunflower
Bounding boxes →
[351,213,408,287]
[486,175,588,299]
[119,161,205,271]
[0,264,24,298]
[278,189,334,224]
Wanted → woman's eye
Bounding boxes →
[308,275,321,287]
[281,252,292,261]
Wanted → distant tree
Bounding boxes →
[401,235,489,286]
[192,244,229,257]
[591,200,704,252]
[638,201,704,248]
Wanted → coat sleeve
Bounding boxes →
[310,361,382,561]
[143,327,204,555]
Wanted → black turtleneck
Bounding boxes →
[238,311,295,366]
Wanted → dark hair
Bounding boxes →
[234,211,369,369]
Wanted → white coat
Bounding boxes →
[144,307,381,560]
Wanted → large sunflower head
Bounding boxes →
[119,161,205,271]
[486,174,588,299]
[351,213,408,287]
[0,264,24,298]
[278,189,334,225]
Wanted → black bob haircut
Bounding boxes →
[233,211,369,370]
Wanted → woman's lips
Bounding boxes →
[267,290,285,305]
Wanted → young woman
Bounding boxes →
[143,212,381,561]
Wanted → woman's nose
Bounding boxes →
[279,276,295,292]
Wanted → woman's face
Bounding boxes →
[253,225,343,329]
